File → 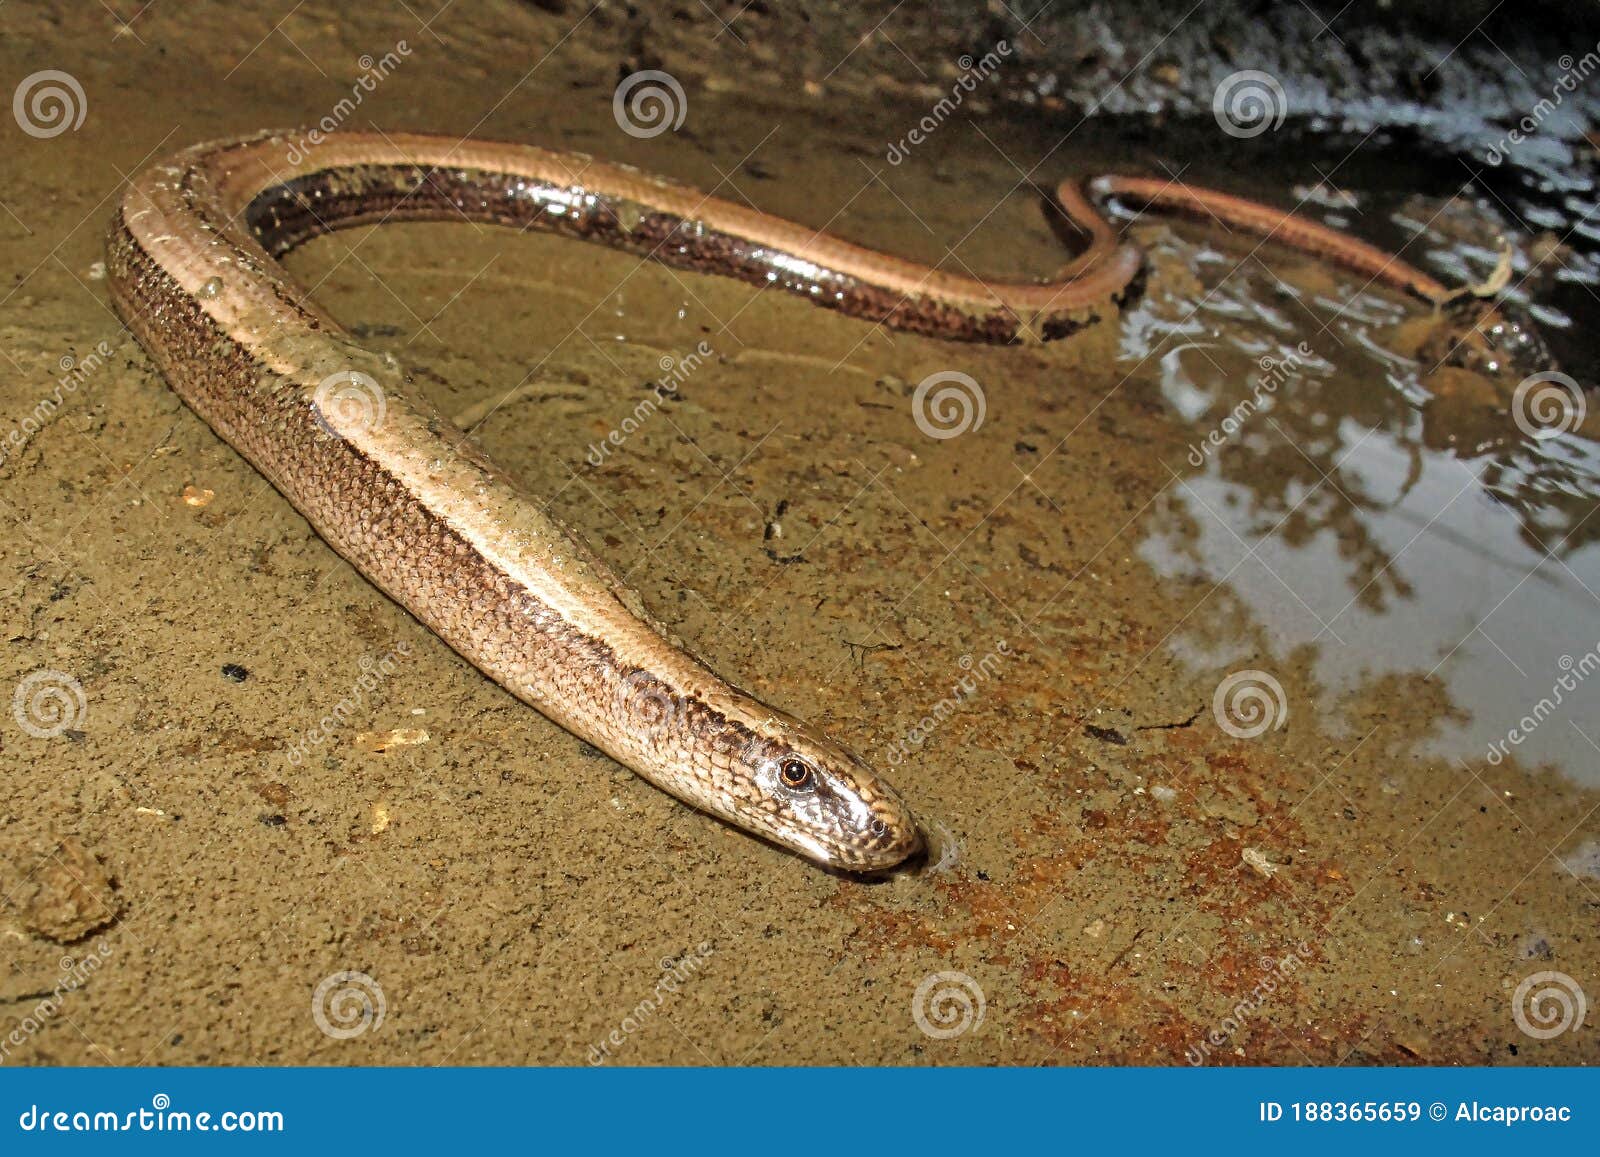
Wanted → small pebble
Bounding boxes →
[1242,847,1279,878]
[221,663,248,682]
[356,727,429,752]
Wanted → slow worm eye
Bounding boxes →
[778,758,814,790]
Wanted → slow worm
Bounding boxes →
[105,132,1443,869]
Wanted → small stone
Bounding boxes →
[1394,1035,1429,1060]
[221,663,248,683]
[1517,932,1554,960]
[356,727,429,752]
[1242,847,1279,878]
[10,839,120,942]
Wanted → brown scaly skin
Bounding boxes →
[104,132,1453,870]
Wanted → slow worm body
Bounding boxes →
[105,132,1443,870]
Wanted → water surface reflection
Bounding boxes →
[1125,194,1600,786]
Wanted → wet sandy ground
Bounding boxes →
[2,2,1597,1065]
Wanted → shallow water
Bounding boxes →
[1119,165,1600,786]
[2,2,1597,1065]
